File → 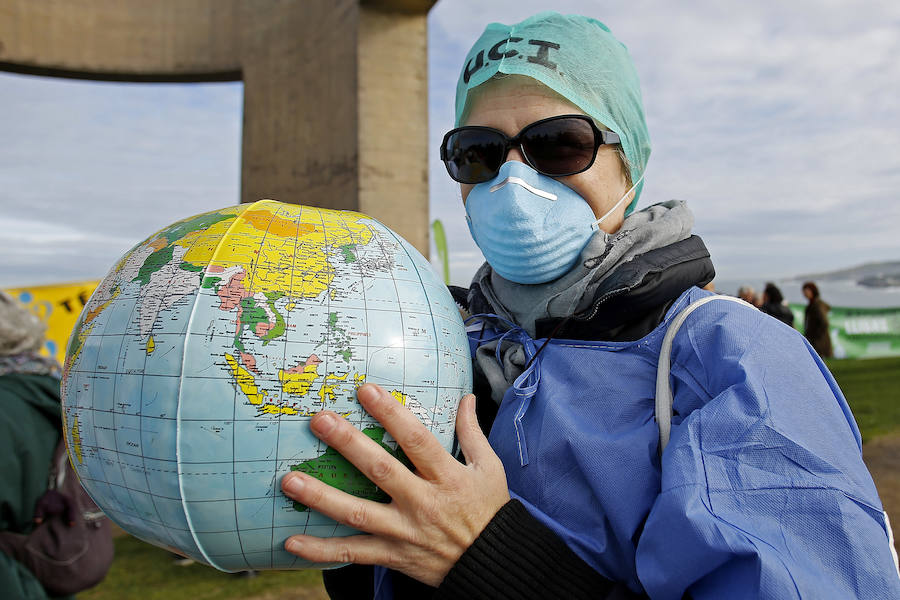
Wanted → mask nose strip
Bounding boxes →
[489,177,558,201]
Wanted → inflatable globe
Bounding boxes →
[60,200,471,571]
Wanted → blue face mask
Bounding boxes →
[465,161,641,284]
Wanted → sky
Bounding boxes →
[1,0,899,292]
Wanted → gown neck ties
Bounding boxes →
[467,314,542,466]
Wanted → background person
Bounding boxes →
[280,12,899,599]
[803,280,834,358]
[736,285,759,307]
[759,281,794,327]
[0,292,67,599]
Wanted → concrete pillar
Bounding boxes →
[357,5,430,252]
[0,0,434,255]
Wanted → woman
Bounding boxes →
[281,12,899,599]
[759,282,794,327]
[0,293,66,599]
[803,281,834,357]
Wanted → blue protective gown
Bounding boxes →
[474,287,900,599]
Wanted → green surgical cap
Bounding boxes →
[455,11,651,213]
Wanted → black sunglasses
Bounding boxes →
[440,114,620,185]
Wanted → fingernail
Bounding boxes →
[312,412,337,435]
[285,538,302,553]
[357,383,377,403]
[283,474,304,495]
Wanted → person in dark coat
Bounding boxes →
[0,292,67,599]
[802,281,833,358]
[759,282,794,327]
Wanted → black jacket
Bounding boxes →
[760,302,794,328]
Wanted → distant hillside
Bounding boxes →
[791,260,900,288]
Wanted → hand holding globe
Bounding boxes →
[281,384,509,587]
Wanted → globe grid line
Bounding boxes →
[228,224,299,564]
[133,230,216,553]
[323,212,369,551]
[234,202,280,570]
[382,219,445,450]
[76,278,128,538]
[244,202,291,569]
[315,204,342,552]
[271,202,304,570]
[100,260,174,548]
[177,203,261,571]
[217,219,291,565]
[231,200,309,568]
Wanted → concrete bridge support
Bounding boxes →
[0,0,434,254]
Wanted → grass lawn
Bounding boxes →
[827,356,900,442]
[80,534,327,600]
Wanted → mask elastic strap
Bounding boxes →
[591,173,645,231]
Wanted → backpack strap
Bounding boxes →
[656,295,750,454]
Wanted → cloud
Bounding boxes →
[0,73,242,287]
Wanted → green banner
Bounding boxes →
[431,219,450,285]
[789,304,900,359]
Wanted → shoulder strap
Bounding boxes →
[656,295,750,454]
[49,435,68,491]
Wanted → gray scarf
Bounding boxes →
[0,352,61,378]
[470,200,694,402]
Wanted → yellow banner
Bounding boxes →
[4,281,100,364]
